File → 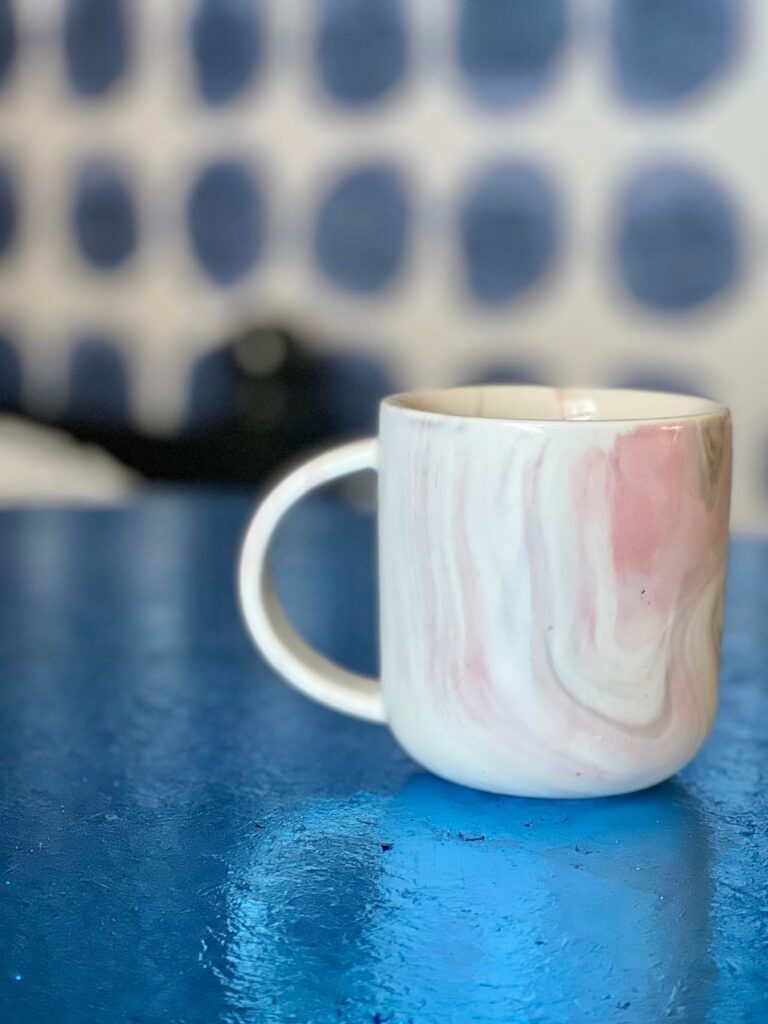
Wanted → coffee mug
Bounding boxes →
[238,386,731,798]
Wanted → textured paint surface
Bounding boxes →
[379,405,731,796]
[0,493,765,1024]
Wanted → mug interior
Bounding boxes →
[385,385,725,423]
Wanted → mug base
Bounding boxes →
[393,737,701,799]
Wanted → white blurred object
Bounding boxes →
[0,417,140,505]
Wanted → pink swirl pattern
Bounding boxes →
[379,402,731,797]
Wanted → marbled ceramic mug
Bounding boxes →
[239,386,731,798]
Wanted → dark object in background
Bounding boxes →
[52,326,395,485]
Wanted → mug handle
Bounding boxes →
[238,438,386,724]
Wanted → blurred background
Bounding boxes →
[0,0,764,529]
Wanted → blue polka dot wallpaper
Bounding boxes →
[0,0,764,527]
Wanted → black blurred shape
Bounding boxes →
[0,332,21,411]
[52,326,394,485]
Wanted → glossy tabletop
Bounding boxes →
[1,492,766,1024]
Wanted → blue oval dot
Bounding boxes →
[187,160,264,285]
[461,362,547,386]
[457,0,566,109]
[73,162,137,269]
[0,0,17,89]
[617,164,739,311]
[187,347,237,429]
[615,368,706,397]
[459,163,558,305]
[612,0,737,105]
[0,164,17,258]
[318,353,395,434]
[0,333,22,410]
[314,164,409,293]
[191,0,263,105]
[67,335,129,426]
[64,0,130,98]
[316,0,407,107]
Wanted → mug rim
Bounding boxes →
[382,384,729,426]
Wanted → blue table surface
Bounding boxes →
[0,491,766,1024]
